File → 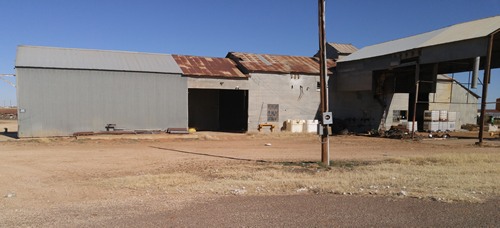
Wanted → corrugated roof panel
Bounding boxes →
[228,52,335,75]
[339,28,444,62]
[422,16,500,47]
[15,46,183,74]
[173,55,247,78]
[329,43,358,54]
[340,16,500,62]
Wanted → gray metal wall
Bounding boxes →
[247,73,321,131]
[17,68,188,137]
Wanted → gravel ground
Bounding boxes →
[40,195,500,227]
[1,120,499,227]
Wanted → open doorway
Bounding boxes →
[188,89,248,132]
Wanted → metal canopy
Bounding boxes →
[340,16,500,67]
[336,16,500,144]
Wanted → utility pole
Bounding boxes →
[318,0,330,166]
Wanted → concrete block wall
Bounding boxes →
[247,73,321,131]
[384,93,410,130]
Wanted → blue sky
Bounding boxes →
[1,0,499,107]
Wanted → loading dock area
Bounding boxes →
[188,89,248,132]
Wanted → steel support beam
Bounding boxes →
[411,61,420,139]
[477,32,497,145]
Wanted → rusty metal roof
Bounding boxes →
[173,55,247,78]
[328,43,358,54]
[227,52,335,75]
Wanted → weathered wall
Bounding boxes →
[247,73,321,131]
[17,68,188,137]
[330,89,386,132]
[384,93,410,129]
[429,80,478,127]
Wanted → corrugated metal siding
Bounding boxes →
[173,55,247,78]
[17,68,188,137]
[228,52,335,75]
[340,16,500,62]
[16,46,182,74]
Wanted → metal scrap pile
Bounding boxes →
[382,125,411,139]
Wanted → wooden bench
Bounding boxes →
[258,123,276,132]
[105,124,116,131]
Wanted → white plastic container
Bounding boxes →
[439,110,448,121]
[424,110,439,121]
[439,121,449,131]
[447,122,456,131]
[424,121,439,132]
[304,120,319,133]
[447,112,457,122]
[406,121,417,132]
[291,120,305,133]
[284,120,292,131]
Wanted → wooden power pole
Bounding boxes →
[318,0,330,166]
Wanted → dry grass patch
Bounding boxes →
[96,152,499,203]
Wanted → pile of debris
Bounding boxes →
[382,125,411,139]
[461,124,479,131]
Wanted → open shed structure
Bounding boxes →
[334,16,500,137]
[16,46,188,137]
[173,55,249,132]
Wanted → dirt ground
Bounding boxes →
[1,120,499,226]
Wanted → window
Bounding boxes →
[392,110,408,122]
[267,104,279,122]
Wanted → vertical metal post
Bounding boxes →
[471,56,480,89]
[478,33,495,145]
[318,0,330,165]
[412,61,420,139]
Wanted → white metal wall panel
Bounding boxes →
[17,68,187,137]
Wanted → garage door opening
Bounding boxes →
[188,89,248,132]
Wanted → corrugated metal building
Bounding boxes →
[333,16,500,132]
[227,52,335,131]
[16,46,187,137]
[173,55,249,131]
